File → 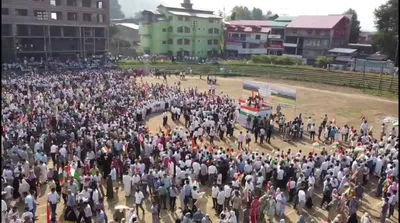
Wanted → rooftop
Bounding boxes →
[115,23,139,30]
[328,48,357,54]
[274,16,296,22]
[286,15,345,29]
[225,20,289,28]
[348,43,373,47]
[168,10,222,19]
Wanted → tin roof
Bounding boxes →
[328,48,357,54]
[287,15,345,29]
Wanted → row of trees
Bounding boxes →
[373,0,398,65]
[228,6,273,21]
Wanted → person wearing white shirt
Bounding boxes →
[296,189,306,213]
[134,188,145,217]
[47,188,59,217]
[224,184,232,206]
[237,132,244,149]
[211,184,219,209]
[208,164,217,185]
[276,167,285,188]
[216,187,225,214]
[1,198,7,223]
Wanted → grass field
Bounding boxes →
[119,61,399,100]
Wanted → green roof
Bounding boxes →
[267,21,290,27]
[274,16,297,22]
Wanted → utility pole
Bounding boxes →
[395,35,399,67]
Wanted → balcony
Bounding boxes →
[286,30,330,38]
[226,37,246,43]
[245,38,261,44]
[238,48,268,54]
[267,44,284,50]
[226,42,243,51]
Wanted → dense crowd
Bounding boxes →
[1,68,398,223]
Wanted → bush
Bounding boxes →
[251,55,301,65]
[315,56,333,68]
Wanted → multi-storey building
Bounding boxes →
[139,0,223,58]
[1,0,110,61]
[224,17,293,57]
[283,15,352,64]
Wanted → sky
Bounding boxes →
[119,0,389,31]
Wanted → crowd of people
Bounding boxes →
[0,67,398,223]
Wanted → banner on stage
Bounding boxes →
[242,81,297,109]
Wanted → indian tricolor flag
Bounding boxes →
[121,144,128,158]
[58,166,64,184]
[102,145,109,154]
[329,141,339,152]
[312,142,320,154]
[343,181,351,194]
[354,146,365,153]
[68,165,80,183]
[356,152,366,161]
[239,105,260,119]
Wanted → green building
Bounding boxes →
[139,0,223,58]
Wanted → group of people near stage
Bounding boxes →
[0,67,398,223]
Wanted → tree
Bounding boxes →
[230,12,237,21]
[373,0,398,63]
[315,56,333,68]
[343,8,361,43]
[231,6,251,20]
[251,8,264,20]
[110,0,125,19]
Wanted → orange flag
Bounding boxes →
[265,181,271,192]
[47,202,51,223]
[166,128,170,136]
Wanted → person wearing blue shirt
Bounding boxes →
[183,180,192,206]
[237,160,245,173]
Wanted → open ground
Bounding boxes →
[24,75,398,223]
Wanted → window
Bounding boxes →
[208,28,213,34]
[255,34,261,40]
[213,39,219,45]
[82,0,91,7]
[50,0,61,6]
[177,27,183,33]
[292,29,297,34]
[162,28,166,32]
[97,1,104,8]
[169,16,173,21]
[167,26,173,32]
[208,39,212,45]
[51,12,62,20]
[184,39,190,45]
[67,0,77,7]
[162,41,166,44]
[177,39,183,45]
[67,12,78,21]
[307,29,312,34]
[34,10,49,20]
[213,28,219,34]
[83,13,92,22]
[178,16,183,21]
[15,9,28,16]
[184,27,190,33]
[97,14,104,23]
[315,30,321,35]
[185,17,190,21]
[209,18,214,23]
[2,8,9,15]
[167,39,173,44]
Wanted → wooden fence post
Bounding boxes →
[378,74,383,95]
[389,75,394,92]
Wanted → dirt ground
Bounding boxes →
[27,76,398,223]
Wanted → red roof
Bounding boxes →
[227,20,270,27]
[286,15,345,29]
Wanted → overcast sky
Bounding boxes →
[120,0,388,31]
